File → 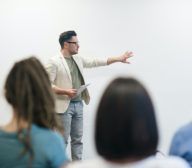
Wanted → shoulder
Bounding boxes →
[47,54,63,64]
[73,54,93,61]
[144,156,190,168]
[177,122,192,134]
[66,158,106,168]
[66,156,190,168]
[49,54,60,61]
[73,54,83,60]
[31,125,63,144]
[173,122,192,139]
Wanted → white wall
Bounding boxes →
[1,0,192,159]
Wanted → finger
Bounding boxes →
[124,51,133,58]
[123,58,131,63]
[127,51,133,56]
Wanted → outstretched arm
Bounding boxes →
[107,51,133,65]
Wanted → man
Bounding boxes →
[46,30,133,160]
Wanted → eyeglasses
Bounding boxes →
[67,41,79,45]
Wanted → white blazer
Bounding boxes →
[45,53,107,113]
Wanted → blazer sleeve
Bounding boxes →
[80,56,108,68]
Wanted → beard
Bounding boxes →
[70,49,78,55]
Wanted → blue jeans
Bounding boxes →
[59,101,83,160]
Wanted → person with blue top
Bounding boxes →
[0,57,68,168]
[169,122,192,167]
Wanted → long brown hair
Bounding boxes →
[4,56,61,161]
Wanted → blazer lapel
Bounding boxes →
[73,56,83,75]
[59,54,72,81]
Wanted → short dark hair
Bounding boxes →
[95,77,158,160]
[59,30,77,49]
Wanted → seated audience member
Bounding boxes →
[65,77,190,168]
[169,122,192,167]
[0,57,68,168]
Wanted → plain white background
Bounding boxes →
[1,0,192,159]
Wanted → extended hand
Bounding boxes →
[119,51,133,63]
[107,51,134,65]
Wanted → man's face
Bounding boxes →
[65,36,79,55]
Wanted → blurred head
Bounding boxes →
[59,30,79,55]
[4,56,59,130]
[95,77,158,161]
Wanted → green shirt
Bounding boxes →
[65,56,83,101]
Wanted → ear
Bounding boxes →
[63,41,69,49]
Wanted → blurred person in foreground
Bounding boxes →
[0,57,68,168]
[169,121,192,167]
[65,77,190,168]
